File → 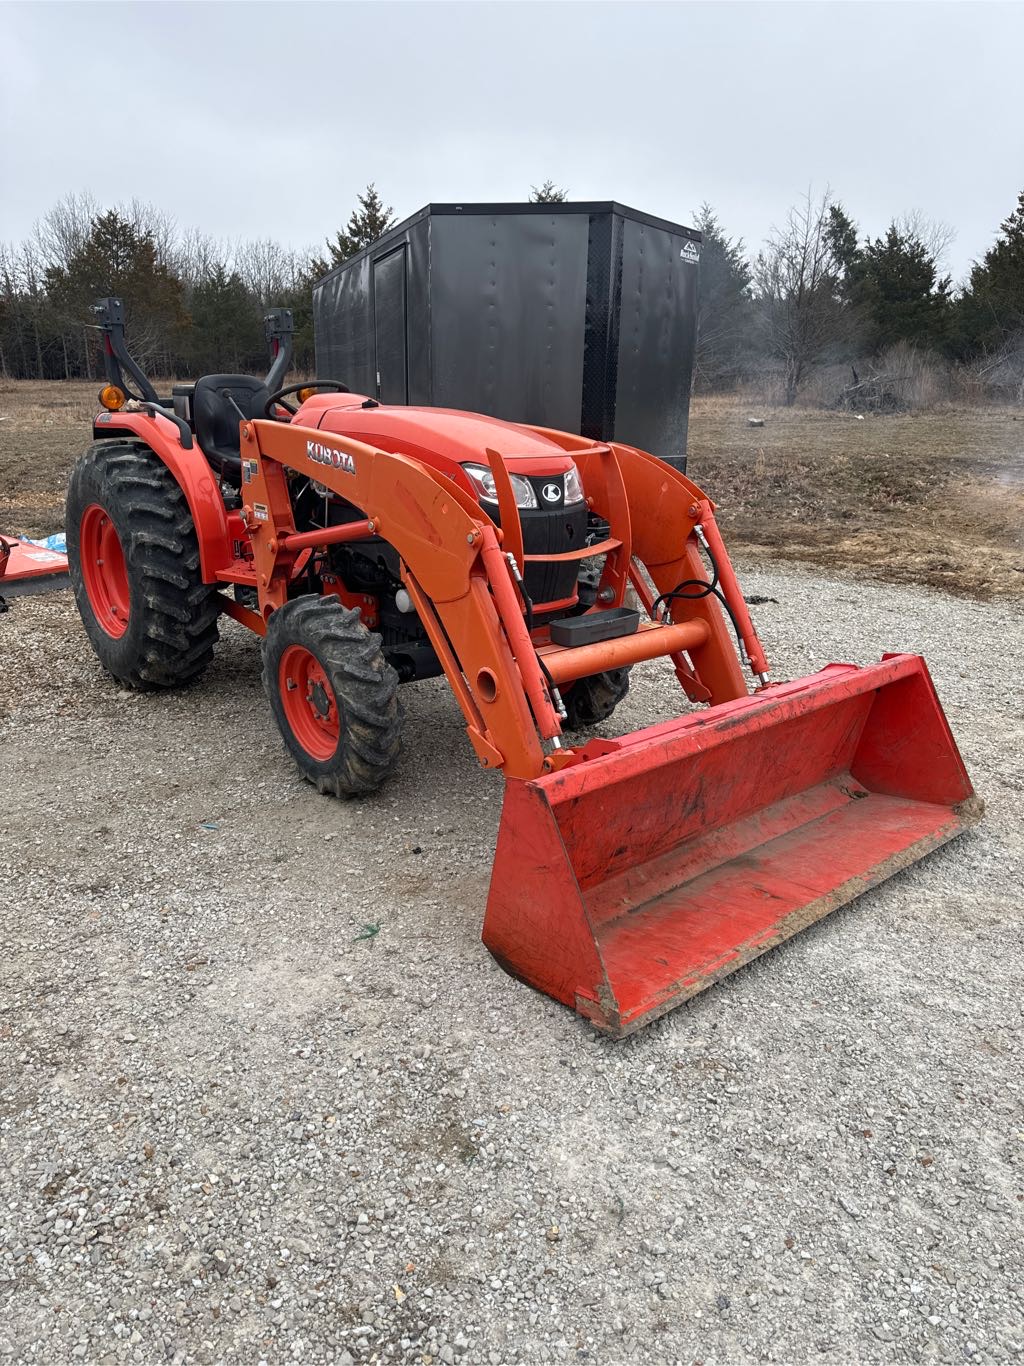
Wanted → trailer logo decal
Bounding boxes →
[307,439,355,475]
[680,241,700,263]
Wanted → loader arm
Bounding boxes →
[238,418,759,780]
[240,418,561,779]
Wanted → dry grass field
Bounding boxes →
[686,396,1024,599]
[2,380,1022,599]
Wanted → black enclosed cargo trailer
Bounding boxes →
[313,202,701,471]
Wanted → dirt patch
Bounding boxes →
[688,397,1024,599]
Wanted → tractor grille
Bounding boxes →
[519,503,588,607]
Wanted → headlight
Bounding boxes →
[462,462,538,510]
[564,464,585,506]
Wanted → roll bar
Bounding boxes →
[263,308,294,393]
[93,297,160,404]
[92,296,295,400]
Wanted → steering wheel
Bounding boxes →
[264,380,350,418]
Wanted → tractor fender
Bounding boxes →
[92,411,232,580]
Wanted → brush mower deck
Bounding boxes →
[62,298,981,1034]
[0,536,70,601]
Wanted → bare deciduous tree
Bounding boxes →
[753,190,849,405]
[894,210,956,271]
[33,192,99,275]
[235,237,306,306]
[172,227,229,292]
[122,199,179,269]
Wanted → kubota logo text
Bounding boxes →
[306,439,355,474]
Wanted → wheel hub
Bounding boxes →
[79,503,130,639]
[308,679,331,718]
[278,644,341,761]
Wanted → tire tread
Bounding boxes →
[66,440,219,689]
[262,595,402,797]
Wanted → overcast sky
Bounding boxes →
[2,1,1021,283]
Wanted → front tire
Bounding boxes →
[562,667,631,728]
[66,440,220,689]
[263,595,402,796]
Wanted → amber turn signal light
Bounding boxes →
[99,384,126,411]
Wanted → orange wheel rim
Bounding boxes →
[279,644,340,760]
[80,503,130,639]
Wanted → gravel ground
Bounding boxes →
[1,562,1021,1366]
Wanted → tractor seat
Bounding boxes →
[192,374,270,479]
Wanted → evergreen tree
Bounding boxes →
[280,261,321,373]
[825,202,862,300]
[322,184,396,268]
[46,209,186,371]
[692,204,752,390]
[530,180,568,203]
[189,265,263,372]
[856,224,950,352]
[954,190,1024,356]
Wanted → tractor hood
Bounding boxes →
[297,395,577,482]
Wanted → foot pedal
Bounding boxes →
[549,607,639,648]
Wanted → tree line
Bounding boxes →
[2,180,1022,405]
[0,185,399,384]
[697,189,1024,404]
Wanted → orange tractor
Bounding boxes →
[67,298,980,1035]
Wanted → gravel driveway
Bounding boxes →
[1,562,1021,1365]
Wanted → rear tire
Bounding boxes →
[562,667,631,728]
[263,595,402,796]
[66,440,220,689]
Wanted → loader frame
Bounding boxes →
[233,416,768,781]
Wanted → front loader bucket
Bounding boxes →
[483,654,981,1036]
